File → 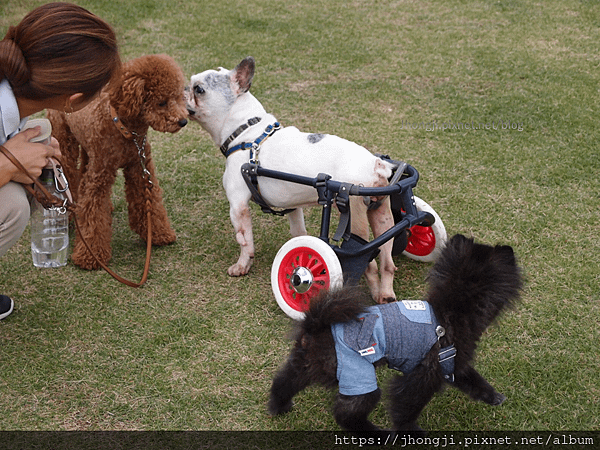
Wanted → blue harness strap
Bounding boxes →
[223,122,281,159]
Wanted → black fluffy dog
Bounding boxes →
[268,234,523,431]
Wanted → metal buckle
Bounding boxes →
[249,142,260,165]
[53,165,69,193]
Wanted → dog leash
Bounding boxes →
[0,143,152,288]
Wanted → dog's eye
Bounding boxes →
[194,85,205,95]
[158,100,168,107]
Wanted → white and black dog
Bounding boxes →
[268,234,523,431]
[186,57,401,303]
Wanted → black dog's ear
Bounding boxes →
[494,244,516,264]
[232,56,255,94]
[448,234,471,246]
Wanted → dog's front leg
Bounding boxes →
[268,357,311,416]
[453,365,507,406]
[71,172,116,270]
[333,389,382,431]
[123,157,176,246]
[227,202,255,276]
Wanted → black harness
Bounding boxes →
[220,118,296,216]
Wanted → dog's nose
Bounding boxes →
[179,118,188,127]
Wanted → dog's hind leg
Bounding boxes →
[350,197,381,302]
[333,389,382,431]
[367,197,397,303]
[287,207,307,237]
[452,365,506,406]
[71,169,117,269]
[387,363,444,431]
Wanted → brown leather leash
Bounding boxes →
[1,138,153,288]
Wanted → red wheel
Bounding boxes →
[403,197,447,262]
[271,236,343,320]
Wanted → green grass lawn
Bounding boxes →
[1,0,598,433]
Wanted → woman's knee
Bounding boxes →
[0,182,30,256]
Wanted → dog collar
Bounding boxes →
[109,104,135,140]
[220,117,262,156]
[224,122,282,160]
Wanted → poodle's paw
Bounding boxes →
[150,227,177,246]
[72,242,111,270]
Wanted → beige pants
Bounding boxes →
[0,182,30,257]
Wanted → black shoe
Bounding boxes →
[0,295,14,320]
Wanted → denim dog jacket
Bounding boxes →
[331,301,454,396]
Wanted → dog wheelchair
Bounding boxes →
[241,156,446,320]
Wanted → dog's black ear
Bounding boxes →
[494,244,516,264]
[448,233,471,246]
[233,56,255,94]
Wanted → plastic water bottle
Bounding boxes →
[30,168,69,268]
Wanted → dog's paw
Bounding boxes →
[268,398,293,416]
[150,230,177,246]
[491,392,507,406]
[227,261,252,277]
[72,242,110,270]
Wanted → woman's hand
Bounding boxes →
[0,127,62,186]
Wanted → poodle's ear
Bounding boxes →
[231,56,255,95]
[110,74,146,118]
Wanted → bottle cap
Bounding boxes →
[22,118,52,145]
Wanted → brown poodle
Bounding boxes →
[48,54,188,269]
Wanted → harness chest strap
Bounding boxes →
[220,117,262,156]
[223,121,281,160]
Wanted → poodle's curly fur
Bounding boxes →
[269,234,523,432]
[48,54,188,269]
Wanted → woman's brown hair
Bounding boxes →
[0,2,121,100]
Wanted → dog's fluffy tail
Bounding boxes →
[426,234,523,340]
[301,287,371,334]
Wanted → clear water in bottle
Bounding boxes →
[31,215,69,267]
[30,169,69,268]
